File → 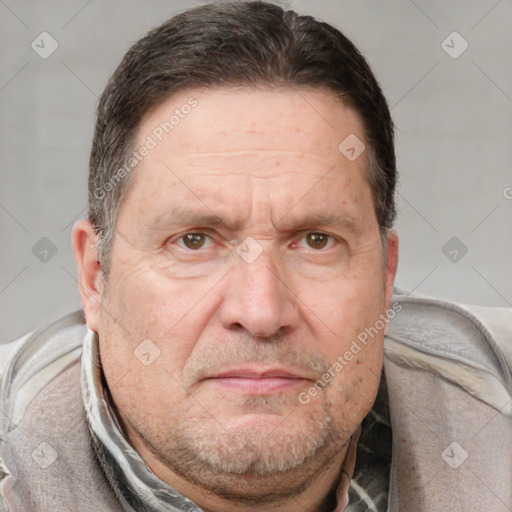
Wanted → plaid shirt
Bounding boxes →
[347,370,391,511]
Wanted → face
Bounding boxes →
[75,86,398,503]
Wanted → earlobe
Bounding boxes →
[72,219,103,332]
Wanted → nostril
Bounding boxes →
[229,322,245,333]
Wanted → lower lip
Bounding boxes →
[206,377,306,394]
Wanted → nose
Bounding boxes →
[219,248,300,338]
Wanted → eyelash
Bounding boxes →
[172,231,339,252]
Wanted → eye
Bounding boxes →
[301,232,334,250]
[178,233,210,250]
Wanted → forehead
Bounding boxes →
[124,86,374,229]
[137,86,366,162]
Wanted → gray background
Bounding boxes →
[1,0,511,342]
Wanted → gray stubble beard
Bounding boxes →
[139,394,345,504]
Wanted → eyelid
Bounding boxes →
[169,229,341,251]
[294,230,339,250]
[171,231,215,250]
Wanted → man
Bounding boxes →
[1,2,511,511]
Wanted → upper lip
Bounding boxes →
[205,366,309,380]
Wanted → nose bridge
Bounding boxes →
[243,248,282,304]
[220,244,299,338]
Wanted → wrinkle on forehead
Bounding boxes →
[168,154,340,177]
[129,86,369,194]
[119,87,375,238]
[149,150,349,183]
[166,149,336,161]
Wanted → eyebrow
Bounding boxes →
[273,211,362,233]
[151,209,233,230]
[151,208,362,234]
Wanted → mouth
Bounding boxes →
[202,367,311,394]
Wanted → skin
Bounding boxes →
[73,86,398,512]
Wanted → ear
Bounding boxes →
[72,220,103,332]
[384,229,399,310]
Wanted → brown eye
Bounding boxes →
[182,233,206,250]
[306,232,329,249]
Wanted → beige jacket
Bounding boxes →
[0,291,511,511]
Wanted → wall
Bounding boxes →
[1,0,511,341]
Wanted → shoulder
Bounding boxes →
[385,288,512,414]
[0,311,123,511]
[0,310,87,432]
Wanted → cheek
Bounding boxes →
[301,272,386,348]
[104,362,193,441]
[97,298,194,430]
[298,268,385,428]
[324,340,383,432]
[98,262,215,401]
[104,259,198,342]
